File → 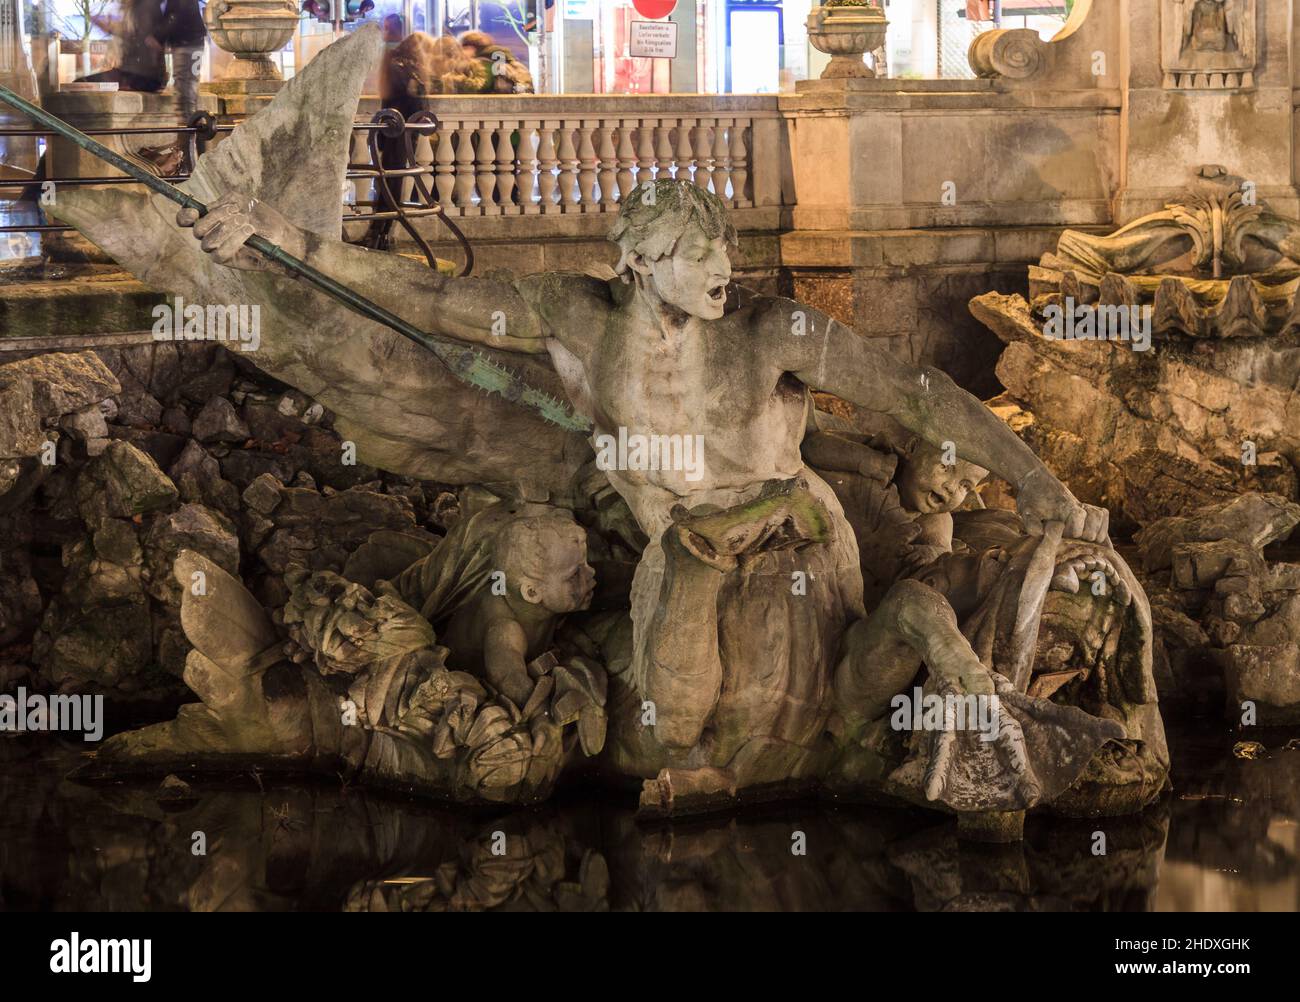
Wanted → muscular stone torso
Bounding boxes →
[533,276,808,532]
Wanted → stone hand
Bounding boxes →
[1015,466,1109,543]
[176,192,303,273]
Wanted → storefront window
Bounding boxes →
[596,0,670,94]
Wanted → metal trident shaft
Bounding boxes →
[0,83,591,434]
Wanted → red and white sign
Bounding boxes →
[632,0,676,20]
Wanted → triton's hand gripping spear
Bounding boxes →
[0,84,592,434]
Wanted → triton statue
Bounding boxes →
[51,25,1168,827]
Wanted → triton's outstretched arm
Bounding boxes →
[179,193,550,355]
[766,301,1109,543]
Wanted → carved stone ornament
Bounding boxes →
[1162,0,1256,90]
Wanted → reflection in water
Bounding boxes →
[1,724,1297,912]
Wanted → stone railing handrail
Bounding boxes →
[352,93,788,227]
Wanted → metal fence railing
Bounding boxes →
[0,108,473,274]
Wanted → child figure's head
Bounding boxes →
[894,437,989,516]
[495,511,596,615]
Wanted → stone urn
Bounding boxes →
[806,1,888,80]
[204,0,301,81]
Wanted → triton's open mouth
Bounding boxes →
[928,490,947,510]
[707,284,727,302]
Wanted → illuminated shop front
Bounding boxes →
[357,0,820,93]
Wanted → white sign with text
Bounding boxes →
[630,19,678,59]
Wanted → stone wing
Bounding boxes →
[50,25,587,495]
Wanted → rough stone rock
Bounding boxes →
[60,404,109,443]
[973,294,1300,531]
[1136,493,1300,725]
[177,345,236,403]
[1136,494,1300,572]
[31,520,164,697]
[250,482,426,579]
[112,392,164,430]
[1222,644,1300,725]
[167,440,241,517]
[75,441,179,520]
[192,396,251,444]
[0,352,120,459]
[0,511,42,647]
[160,406,191,436]
[142,503,240,606]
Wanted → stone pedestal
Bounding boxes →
[777,61,1121,391]
[42,91,188,180]
[201,77,285,120]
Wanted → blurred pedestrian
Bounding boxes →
[458,30,533,94]
[155,0,206,121]
[82,0,168,92]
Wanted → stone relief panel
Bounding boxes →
[1162,0,1257,90]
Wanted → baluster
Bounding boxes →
[519,122,541,214]
[495,125,517,213]
[475,122,498,213]
[675,117,696,186]
[635,121,656,189]
[597,123,619,209]
[577,121,598,210]
[696,120,717,193]
[537,123,558,211]
[453,123,477,212]
[691,122,712,190]
[728,120,749,206]
[655,120,675,178]
[711,118,732,203]
[411,127,434,209]
[556,122,579,209]
[434,124,457,212]
[615,121,637,200]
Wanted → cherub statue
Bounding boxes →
[802,414,989,604]
[380,500,597,709]
[89,499,606,804]
[56,26,1165,820]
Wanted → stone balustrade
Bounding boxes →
[353,94,788,237]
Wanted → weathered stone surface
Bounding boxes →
[1136,493,1300,724]
[973,175,1300,529]
[75,441,179,520]
[1136,494,1300,572]
[192,396,251,444]
[142,503,240,606]
[0,352,120,460]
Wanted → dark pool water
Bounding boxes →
[2,719,1297,911]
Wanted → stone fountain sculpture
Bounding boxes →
[51,26,1168,830]
[971,165,1300,727]
[972,165,1300,531]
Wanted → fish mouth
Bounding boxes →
[706,284,727,302]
